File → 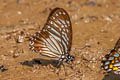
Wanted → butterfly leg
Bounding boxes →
[62,63,68,76]
[55,63,68,76]
[53,60,67,76]
[54,61,62,75]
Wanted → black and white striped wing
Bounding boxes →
[30,8,72,60]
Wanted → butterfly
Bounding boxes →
[101,38,120,74]
[29,8,74,66]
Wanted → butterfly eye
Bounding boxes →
[29,8,74,66]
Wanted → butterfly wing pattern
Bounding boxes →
[102,38,120,74]
[29,8,74,65]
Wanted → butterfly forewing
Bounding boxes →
[43,8,72,54]
[30,8,72,60]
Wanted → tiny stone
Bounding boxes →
[92,58,96,61]
[89,60,93,63]
[17,35,24,43]
[13,53,20,58]
[1,55,6,60]
[17,11,22,15]
[32,70,36,73]
[104,16,112,22]
[77,61,80,64]
[10,50,14,54]
[72,14,78,20]
[85,1,96,6]
[110,39,114,42]
[84,19,89,23]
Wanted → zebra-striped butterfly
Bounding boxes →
[29,8,74,66]
[102,38,120,74]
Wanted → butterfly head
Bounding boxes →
[60,54,74,64]
[66,55,75,63]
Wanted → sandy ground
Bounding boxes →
[0,0,120,80]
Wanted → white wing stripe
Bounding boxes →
[53,21,59,28]
[40,33,58,51]
[60,19,66,25]
[49,36,63,55]
[46,37,59,52]
[49,32,61,42]
[51,27,61,36]
[48,31,65,55]
[55,20,62,25]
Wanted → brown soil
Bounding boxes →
[0,0,120,80]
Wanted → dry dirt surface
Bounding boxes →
[0,0,120,80]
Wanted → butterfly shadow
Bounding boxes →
[20,58,75,76]
[19,58,60,68]
[102,72,120,80]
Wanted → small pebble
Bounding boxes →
[77,61,80,64]
[10,50,14,54]
[13,53,20,58]
[17,35,24,43]
[17,11,22,15]
[110,39,114,42]
[72,14,78,20]
[85,1,97,6]
[103,15,112,22]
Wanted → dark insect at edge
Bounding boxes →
[101,38,120,74]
